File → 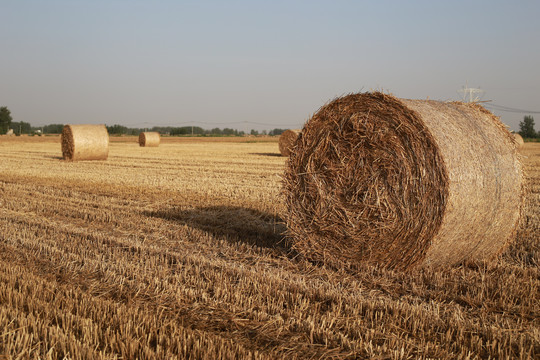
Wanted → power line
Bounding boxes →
[123,120,303,128]
[456,84,539,114]
[483,103,540,114]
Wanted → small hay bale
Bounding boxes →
[513,133,525,149]
[284,92,524,270]
[279,129,300,156]
[139,132,160,147]
[61,124,109,161]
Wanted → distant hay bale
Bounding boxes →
[513,133,525,149]
[139,132,160,147]
[279,129,300,156]
[284,92,524,270]
[6,129,13,136]
[61,124,109,161]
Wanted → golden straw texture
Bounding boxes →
[139,132,160,147]
[514,133,525,149]
[61,124,109,161]
[283,92,524,270]
[278,130,300,156]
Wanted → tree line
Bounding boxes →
[519,116,539,139]
[4,103,537,139]
[106,125,286,136]
[0,107,288,136]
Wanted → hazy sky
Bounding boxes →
[1,0,539,131]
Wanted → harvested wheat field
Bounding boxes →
[0,136,538,359]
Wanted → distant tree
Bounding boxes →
[519,115,537,138]
[42,124,65,134]
[170,127,188,135]
[125,127,143,136]
[269,128,286,136]
[150,126,162,133]
[164,126,204,136]
[0,106,13,134]
[191,126,205,135]
[107,124,129,135]
[250,129,258,136]
[11,121,32,134]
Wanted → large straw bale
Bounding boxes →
[513,133,525,149]
[139,132,160,147]
[283,92,524,270]
[279,129,300,156]
[61,124,109,161]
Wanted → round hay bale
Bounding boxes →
[61,124,109,161]
[139,132,160,147]
[513,133,525,149]
[283,92,524,270]
[279,129,300,156]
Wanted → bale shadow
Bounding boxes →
[145,206,290,251]
[249,153,283,157]
[45,155,64,160]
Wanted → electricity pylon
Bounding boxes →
[458,83,485,103]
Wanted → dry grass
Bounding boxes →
[514,133,525,149]
[0,137,538,359]
[278,130,300,156]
